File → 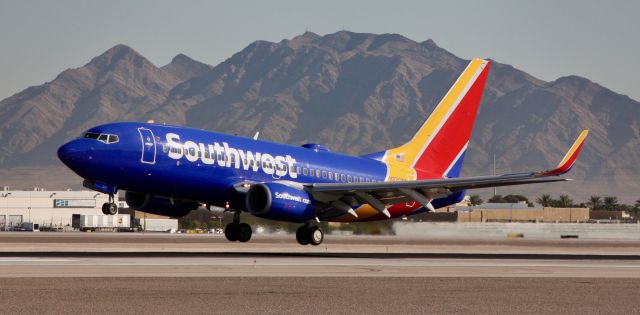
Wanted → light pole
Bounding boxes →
[3,193,11,231]
[211,215,222,233]
[493,152,497,197]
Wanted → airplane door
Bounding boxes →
[138,127,156,164]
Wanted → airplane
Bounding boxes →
[57,58,589,246]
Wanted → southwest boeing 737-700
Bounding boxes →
[57,58,588,245]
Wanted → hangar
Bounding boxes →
[0,186,119,230]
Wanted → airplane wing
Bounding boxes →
[304,130,589,217]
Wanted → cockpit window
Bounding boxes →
[83,132,119,144]
[84,132,100,140]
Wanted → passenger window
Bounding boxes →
[328,172,333,180]
[309,168,314,177]
[322,171,327,179]
[303,168,309,176]
[347,175,353,183]
[360,177,364,183]
[162,145,169,153]
[296,166,301,174]
[316,170,321,177]
[366,178,371,183]
[340,174,346,182]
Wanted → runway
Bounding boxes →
[1,255,640,278]
[1,233,639,314]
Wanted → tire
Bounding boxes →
[101,203,109,215]
[307,226,324,246]
[236,223,252,242]
[106,203,118,215]
[224,223,238,242]
[296,226,310,245]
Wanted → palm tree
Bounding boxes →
[558,195,573,208]
[468,195,483,206]
[586,196,602,210]
[603,196,619,211]
[488,195,504,203]
[536,194,553,207]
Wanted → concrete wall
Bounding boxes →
[590,211,628,220]
[394,222,640,240]
[454,207,589,223]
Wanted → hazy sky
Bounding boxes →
[1,0,638,100]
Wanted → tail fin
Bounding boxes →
[383,58,491,180]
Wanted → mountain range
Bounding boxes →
[0,31,638,203]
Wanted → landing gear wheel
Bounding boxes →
[102,202,118,215]
[236,223,252,242]
[307,226,324,246]
[106,202,118,215]
[224,223,238,242]
[296,226,310,245]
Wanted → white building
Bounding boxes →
[0,186,119,230]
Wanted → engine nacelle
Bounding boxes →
[246,183,316,223]
[125,191,199,218]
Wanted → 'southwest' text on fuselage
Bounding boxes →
[165,133,298,178]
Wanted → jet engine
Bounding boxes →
[125,191,199,218]
[246,183,316,223]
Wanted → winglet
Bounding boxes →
[539,130,589,176]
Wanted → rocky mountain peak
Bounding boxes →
[285,31,321,47]
[86,44,150,69]
[162,53,213,82]
[420,39,439,49]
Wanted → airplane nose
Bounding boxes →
[57,140,88,167]
[57,141,75,166]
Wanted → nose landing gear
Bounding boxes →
[101,194,118,215]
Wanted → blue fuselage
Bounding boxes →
[58,122,389,211]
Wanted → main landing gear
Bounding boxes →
[224,211,252,243]
[101,194,118,215]
[296,224,324,246]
